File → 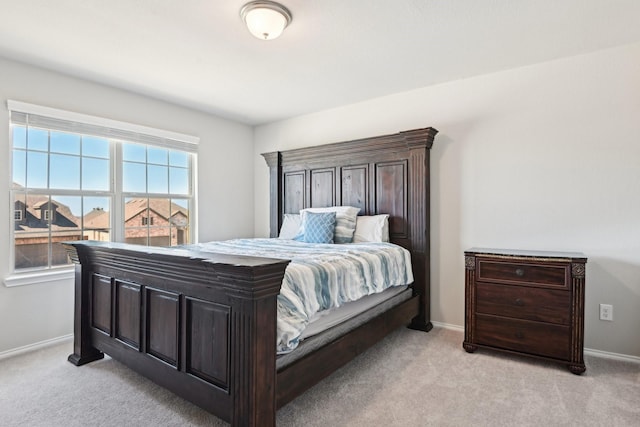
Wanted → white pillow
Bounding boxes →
[278,213,302,239]
[352,214,390,243]
[299,206,360,243]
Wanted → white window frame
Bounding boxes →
[5,101,199,287]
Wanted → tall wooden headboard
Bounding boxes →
[262,126,438,331]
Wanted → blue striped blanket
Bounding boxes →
[189,238,414,353]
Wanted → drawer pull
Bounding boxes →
[514,298,525,307]
[515,268,525,277]
[515,331,524,339]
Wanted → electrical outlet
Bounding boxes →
[599,304,613,321]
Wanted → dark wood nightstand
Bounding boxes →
[463,248,587,374]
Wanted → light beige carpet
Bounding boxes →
[1,327,638,426]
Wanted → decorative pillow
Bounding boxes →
[293,211,336,243]
[300,206,360,244]
[353,214,390,243]
[278,213,302,239]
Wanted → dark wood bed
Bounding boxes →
[65,126,438,426]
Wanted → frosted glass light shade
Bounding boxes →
[241,1,292,40]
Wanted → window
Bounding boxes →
[8,101,198,275]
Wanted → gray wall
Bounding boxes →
[0,57,255,354]
[254,42,640,358]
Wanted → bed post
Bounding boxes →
[225,267,285,427]
[65,245,104,366]
[404,127,438,332]
[262,151,282,238]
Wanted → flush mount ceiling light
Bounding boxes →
[240,1,292,41]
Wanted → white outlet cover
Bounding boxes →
[599,304,613,321]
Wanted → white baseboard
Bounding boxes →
[430,321,639,363]
[584,347,640,364]
[431,321,464,332]
[0,334,73,361]
[2,327,639,365]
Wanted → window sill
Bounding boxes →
[4,268,75,287]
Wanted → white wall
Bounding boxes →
[0,57,254,354]
[254,42,640,357]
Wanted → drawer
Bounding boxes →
[477,260,568,288]
[475,282,570,325]
[475,314,570,360]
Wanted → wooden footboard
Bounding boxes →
[65,241,289,427]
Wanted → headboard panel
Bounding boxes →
[262,126,437,331]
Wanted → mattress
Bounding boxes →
[300,285,409,340]
[189,238,414,353]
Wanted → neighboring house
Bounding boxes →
[82,207,110,242]
[14,195,189,269]
[14,194,83,269]
[123,198,189,246]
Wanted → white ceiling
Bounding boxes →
[2,0,640,125]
